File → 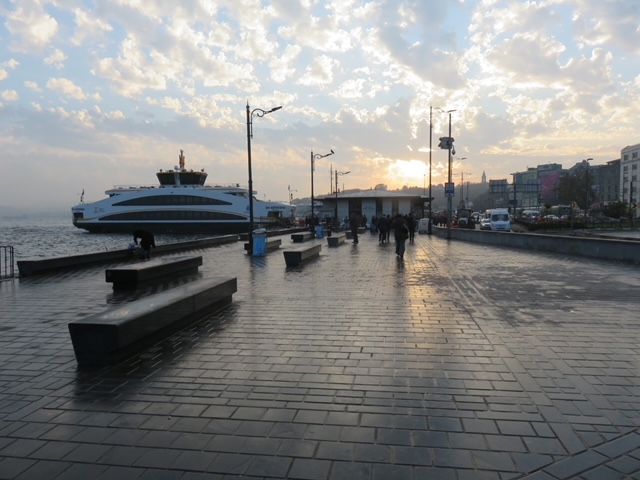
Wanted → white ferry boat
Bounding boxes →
[71,150,293,233]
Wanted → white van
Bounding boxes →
[489,208,511,231]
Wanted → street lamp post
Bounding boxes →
[584,158,592,216]
[446,109,456,240]
[335,170,350,227]
[246,102,282,253]
[311,149,334,229]
[428,106,434,234]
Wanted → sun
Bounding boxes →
[388,160,429,187]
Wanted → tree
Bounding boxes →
[556,167,594,210]
[602,201,627,219]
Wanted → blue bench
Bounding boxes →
[105,256,202,289]
[283,244,321,267]
[327,234,347,247]
[291,232,314,243]
[68,277,237,365]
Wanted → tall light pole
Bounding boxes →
[311,149,334,227]
[446,109,457,239]
[335,170,350,226]
[246,102,282,253]
[584,158,592,216]
[454,156,467,207]
[459,170,471,207]
[429,106,434,234]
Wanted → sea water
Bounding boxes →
[0,214,213,275]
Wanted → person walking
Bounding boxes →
[377,215,388,243]
[393,214,409,259]
[386,215,392,243]
[133,229,155,259]
[349,212,360,244]
[406,215,416,243]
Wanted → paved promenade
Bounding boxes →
[1,230,640,479]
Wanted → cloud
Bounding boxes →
[4,0,58,54]
[1,90,19,101]
[572,0,640,55]
[44,49,67,70]
[24,80,42,92]
[71,7,113,46]
[46,78,87,100]
[269,44,302,83]
[298,54,339,86]
[0,69,7,81]
[93,38,168,97]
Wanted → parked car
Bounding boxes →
[543,215,560,221]
[480,217,492,230]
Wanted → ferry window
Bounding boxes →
[100,210,245,221]
[113,195,232,207]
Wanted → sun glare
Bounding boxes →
[388,160,429,187]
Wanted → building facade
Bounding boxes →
[621,144,640,218]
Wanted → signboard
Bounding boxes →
[444,182,455,197]
[489,179,508,194]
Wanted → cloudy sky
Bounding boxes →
[1,0,639,212]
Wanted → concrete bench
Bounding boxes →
[17,235,237,277]
[291,232,314,243]
[68,277,237,365]
[283,244,322,267]
[243,238,282,253]
[105,256,202,289]
[327,234,347,247]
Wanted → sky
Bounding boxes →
[1,0,639,212]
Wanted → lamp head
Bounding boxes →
[330,149,334,155]
[269,106,282,113]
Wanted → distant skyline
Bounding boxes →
[1,0,639,212]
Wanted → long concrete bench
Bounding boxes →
[283,244,321,267]
[291,232,314,243]
[345,227,367,239]
[68,277,237,365]
[327,234,347,247]
[243,238,282,253]
[105,255,202,289]
[17,235,238,277]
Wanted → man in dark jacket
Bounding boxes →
[133,229,155,259]
[349,213,360,244]
[393,214,409,259]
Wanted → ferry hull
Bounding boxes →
[72,220,282,234]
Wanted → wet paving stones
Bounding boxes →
[1,232,640,479]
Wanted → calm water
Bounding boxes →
[0,215,213,275]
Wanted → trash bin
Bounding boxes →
[252,228,267,256]
[315,225,324,239]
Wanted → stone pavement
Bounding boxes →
[1,230,640,480]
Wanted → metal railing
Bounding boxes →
[0,245,15,280]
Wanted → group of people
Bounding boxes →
[343,213,418,258]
